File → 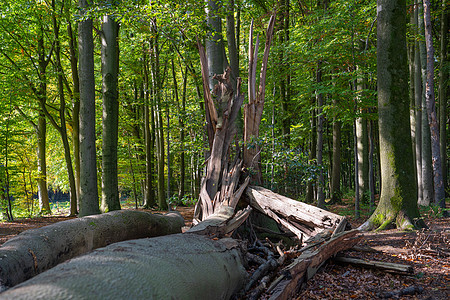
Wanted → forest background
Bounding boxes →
[0,0,448,221]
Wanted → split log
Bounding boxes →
[0,210,184,290]
[0,234,247,300]
[246,186,346,241]
[268,230,362,300]
[333,256,414,274]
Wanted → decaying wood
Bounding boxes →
[0,210,184,290]
[246,186,346,241]
[0,234,247,300]
[268,230,362,300]
[193,64,245,223]
[333,256,414,274]
[244,14,276,184]
[189,205,252,237]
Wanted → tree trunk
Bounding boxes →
[67,19,81,216]
[330,116,341,204]
[206,0,225,91]
[143,48,156,208]
[361,0,423,230]
[226,0,239,91]
[150,31,167,210]
[0,210,184,289]
[316,62,325,209]
[36,29,51,214]
[423,0,446,211]
[413,1,423,205]
[0,234,246,300]
[306,96,317,203]
[439,0,448,197]
[356,117,369,201]
[47,1,77,217]
[418,2,434,206]
[78,0,100,217]
[101,12,121,212]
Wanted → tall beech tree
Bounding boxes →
[361,0,423,230]
[101,1,121,212]
[78,0,100,216]
[423,0,446,213]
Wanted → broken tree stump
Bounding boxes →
[0,210,184,290]
[0,234,247,300]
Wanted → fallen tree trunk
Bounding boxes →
[0,234,247,300]
[246,186,346,241]
[0,210,184,290]
[268,230,362,300]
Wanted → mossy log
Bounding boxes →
[0,234,247,300]
[0,210,184,290]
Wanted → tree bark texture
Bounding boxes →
[423,0,446,210]
[363,0,421,230]
[78,0,100,217]
[206,0,225,91]
[101,13,121,212]
[244,15,276,185]
[439,0,448,196]
[413,2,423,205]
[418,2,434,206]
[0,210,184,290]
[0,234,245,300]
[245,186,345,241]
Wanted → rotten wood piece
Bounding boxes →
[246,186,347,241]
[268,230,362,300]
[244,14,276,184]
[333,256,414,274]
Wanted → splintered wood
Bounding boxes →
[245,186,346,242]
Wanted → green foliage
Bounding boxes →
[168,194,197,209]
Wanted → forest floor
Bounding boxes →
[0,201,448,299]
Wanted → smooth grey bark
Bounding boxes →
[226,0,239,90]
[439,0,448,196]
[423,0,446,211]
[413,1,423,205]
[36,111,50,214]
[361,0,422,230]
[78,0,100,217]
[356,117,369,201]
[206,0,225,91]
[101,13,121,212]
[0,210,184,290]
[0,234,246,300]
[418,2,434,206]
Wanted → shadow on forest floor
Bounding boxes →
[0,199,448,299]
